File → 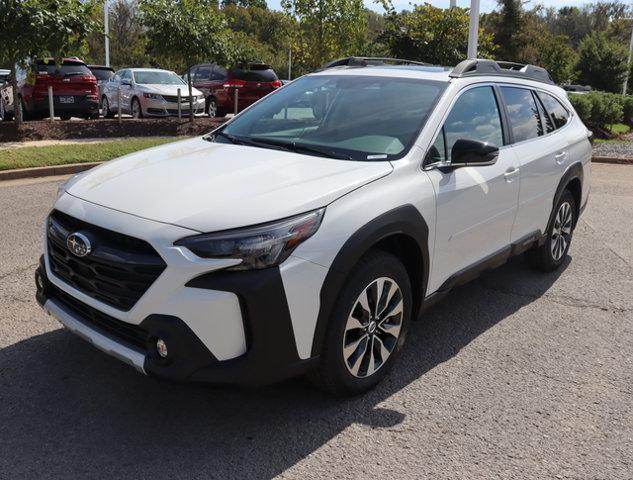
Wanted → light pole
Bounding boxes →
[623,23,633,95]
[467,0,481,59]
[450,0,456,7]
[104,1,110,67]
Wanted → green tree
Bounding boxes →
[0,0,98,123]
[139,0,236,73]
[281,0,368,73]
[577,32,628,92]
[382,4,495,66]
[533,33,578,84]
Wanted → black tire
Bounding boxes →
[310,250,412,396]
[207,97,222,117]
[131,97,142,119]
[527,189,576,272]
[101,96,114,118]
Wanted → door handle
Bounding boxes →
[555,151,567,164]
[504,167,520,182]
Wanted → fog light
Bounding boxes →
[156,338,168,358]
[35,271,44,291]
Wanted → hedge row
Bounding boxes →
[569,91,633,133]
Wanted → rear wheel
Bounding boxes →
[207,97,220,117]
[527,189,576,272]
[310,250,412,396]
[101,96,114,118]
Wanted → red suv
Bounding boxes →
[1,58,99,120]
[186,62,282,117]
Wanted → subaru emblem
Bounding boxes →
[66,232,92,257]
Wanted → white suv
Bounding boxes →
[35,58,591,395]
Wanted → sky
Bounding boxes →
[266,0,595,13]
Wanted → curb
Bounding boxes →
[592,156,633,165]
[0,162,101,181]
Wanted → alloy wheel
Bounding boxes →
[207,99,217,117]
[101,97,109,116]
[551,201,573,261]
[132,100,141,118]
[342,277,404,378]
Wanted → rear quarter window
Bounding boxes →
[537,92,570,129]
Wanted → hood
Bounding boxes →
[66,137,393,232]
[138,84,203,97]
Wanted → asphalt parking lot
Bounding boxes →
[0,164,631,479]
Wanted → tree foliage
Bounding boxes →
[0,0,98,122]
[139,0,236,72]
[381,4,495,66]
[281,0,367,73]
[577,31,629,93]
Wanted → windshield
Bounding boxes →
[133,71,185,85]
[216,74,446,161]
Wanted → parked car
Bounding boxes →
[100,68,204,118]
[0,69,9,84]
[0,58,99,121]
[185,61,282,117]
[87,65,114,98]
[35,58,591,395]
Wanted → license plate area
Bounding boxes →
[59,96,75,104]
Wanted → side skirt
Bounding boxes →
[420,231,541,315]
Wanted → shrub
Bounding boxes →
[577,32,629,93]
[573,92,624,130]
[622,96,633,126]
[569,94,592,125]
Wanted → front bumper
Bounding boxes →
[142,97,205,117]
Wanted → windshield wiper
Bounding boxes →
[207,131,295,151]
[250,137,353,160]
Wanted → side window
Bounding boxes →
[538,92,570,129]
[533,92,554,134]
[112,70,122,82]
[213,66,227,80]
[443,86,504,161]
[120,70,131,81]
[500,86,542,143]
[195,67,212,81]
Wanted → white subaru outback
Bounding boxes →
[36,58,592,395]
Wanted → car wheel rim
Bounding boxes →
[208,100,216,117]
[551,201,573,261]
[342,277,403,378]
[132,101,140,118]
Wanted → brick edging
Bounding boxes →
[0,162,101,181]
[592,156,633,164]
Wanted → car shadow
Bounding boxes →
[0,256,569,479]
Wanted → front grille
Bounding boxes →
[51,283,149,351]
[47,210,166,311]
[162,95,191,103]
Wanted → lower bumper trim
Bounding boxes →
[42,297,146,374]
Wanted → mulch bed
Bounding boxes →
[0,117,227,142]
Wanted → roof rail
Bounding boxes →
[322,57,431,69]
[450,59,554,85]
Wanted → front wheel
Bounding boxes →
[310,250,412,396]
[101,96,114,118]
[207,97,220,117]
[131,98,142,119]
[527,189,576,272]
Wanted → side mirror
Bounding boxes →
[450,139,499,167]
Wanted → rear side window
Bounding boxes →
[194,66,212,81]
[500,87,542,143]
[538,92,570,129]
[230,64,278,82]
[534,92,554,134]
[91,68,114,81]
[443,86,504,160]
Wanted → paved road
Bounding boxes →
[0,164,631,480]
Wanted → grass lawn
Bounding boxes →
[0,137,181,171]
[606,123,631,136]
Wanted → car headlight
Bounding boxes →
[175,208,325,270]
[143,92,162,100]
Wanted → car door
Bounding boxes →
[424,84,521,292]
[119,70,133,113]
[500,86,570,241]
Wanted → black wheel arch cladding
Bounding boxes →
[310,204,430,358]
[544,162,584,241]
